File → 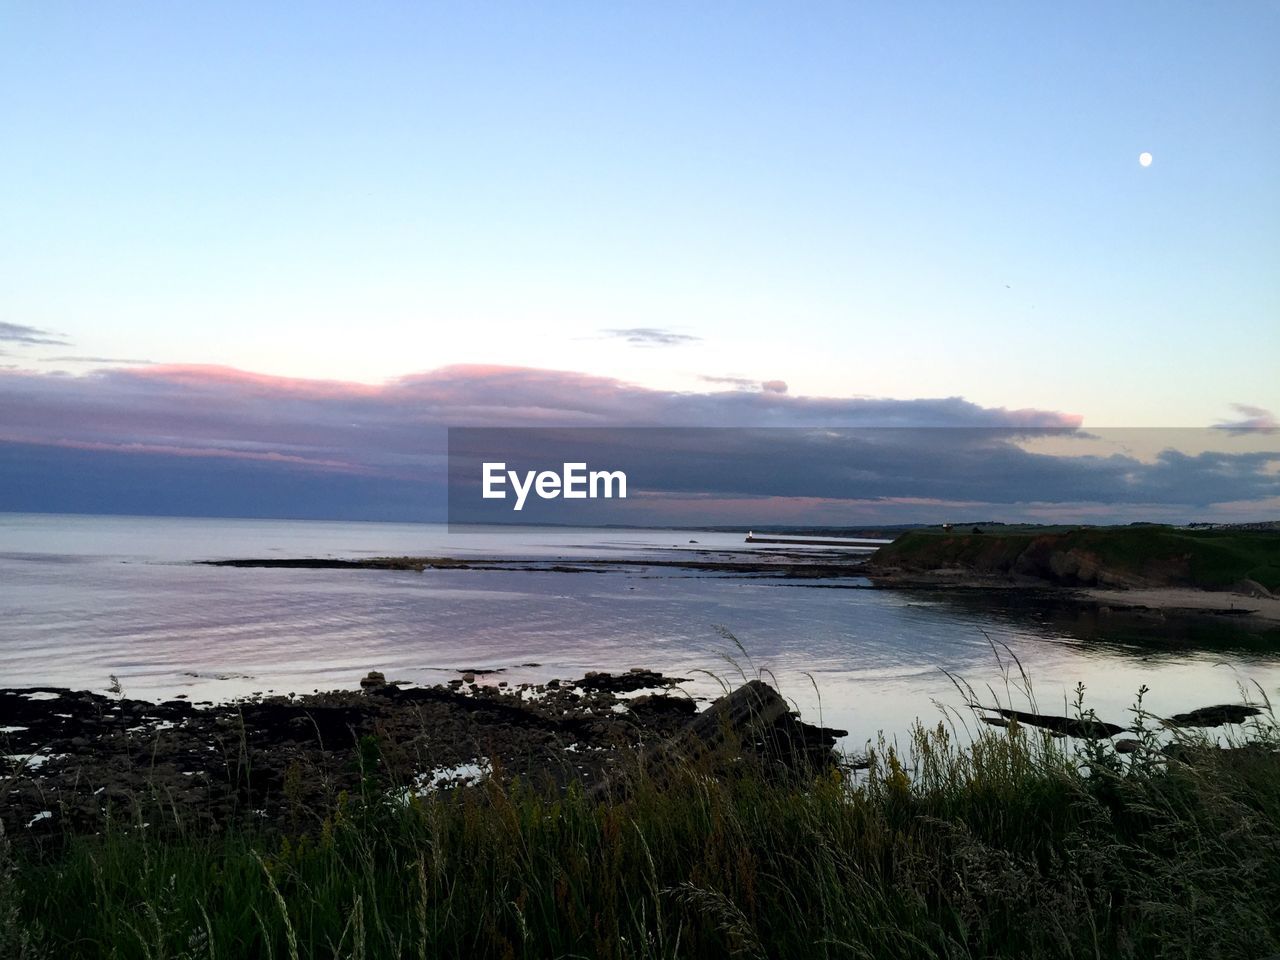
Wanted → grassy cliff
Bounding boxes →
[869,526,1280,592]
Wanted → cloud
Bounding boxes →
[698,375,788,394]
[448,425,1280,523]
[0,322,69,346]
[0,442,438,522]
[39,355,155,365]
[698,375,756,389]
[1,362,1274,523]
[0,363,1079,468]
[600,327,701,347]
[1214,404,1278,435]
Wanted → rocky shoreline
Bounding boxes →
[1,669,846,847]
[202,550,873,579]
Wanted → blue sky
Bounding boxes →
[1,3,1278,520]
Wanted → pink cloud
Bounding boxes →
[0,362,1083,480]
[6,364,1279,524]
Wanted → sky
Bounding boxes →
[1,3,1278,522]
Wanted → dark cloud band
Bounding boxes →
[0,364,1274,522]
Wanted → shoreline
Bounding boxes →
[1080,586,1280,623]
[866,571,1280,626]
[6,659,1275,844]
[201,551,874,578]
[205,552,1280,627]
[0,669,845,843]
[10,677,1280,960]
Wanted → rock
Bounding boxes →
[579,670,688,694]
[461,673,475,683]
[1115,738,1142,754]
[359,671,386,691]
[989,708,1124,739]
[3,671,855,845]
[595,680,845,798]
[629,694,698,728]
[1167,704,1262,728]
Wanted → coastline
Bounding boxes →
[205,549,1280,631]
[1081,586,1280,624]
[1,669,844,844]
[865,526,1280,628]
[865,571,1280,626]
[7,648,1276,845]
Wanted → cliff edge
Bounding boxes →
[867,526,1280,594]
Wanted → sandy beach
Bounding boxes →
[1083,587,1280,624]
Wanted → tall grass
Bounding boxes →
[6,694,1280,960]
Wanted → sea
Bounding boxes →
[2,512,1278,747]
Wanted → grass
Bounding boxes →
[5,693,1280,960]
[874,525,1280,591]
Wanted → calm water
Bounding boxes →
[2,512,1278,746]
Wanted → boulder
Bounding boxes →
[594,680,846,797]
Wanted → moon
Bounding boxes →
[1139,152,1153,167]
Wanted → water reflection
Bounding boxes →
[1,514,1278,746]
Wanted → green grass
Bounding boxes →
[875,526,1280,591]
[6,709,1280,959]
